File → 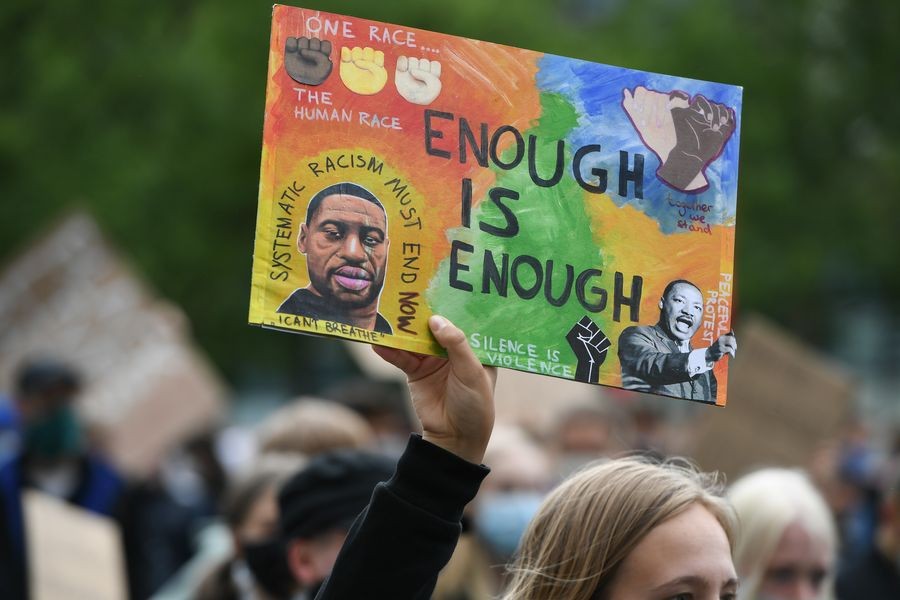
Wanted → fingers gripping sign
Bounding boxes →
[284,36,333,85]
[395,56,443,105]
[373,316,497,465]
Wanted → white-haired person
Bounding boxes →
[728,468,838,600]
[312,315,739,600]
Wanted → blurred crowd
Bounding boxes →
[0,356,898,599]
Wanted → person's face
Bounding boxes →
[758,521,831,600]
[299,193,389,309]
[605,503,737,600]
[659,282,704,341]
[235,485,280,545]
[16,382,77,425]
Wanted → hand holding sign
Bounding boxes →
[395,56,443,105]
[284,37,333,85]
[373,315,497,464]
[340,46,388,95]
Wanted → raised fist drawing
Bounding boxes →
[395,56,443,105]
[340,46,388,95]
[284,37,333,86]
[623,86,735,193]
[565,316,611,384]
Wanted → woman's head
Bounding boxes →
[503,456,736,600]
[728,469,837,600]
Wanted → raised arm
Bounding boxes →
[315,316,497,600]
[374,315,497,463]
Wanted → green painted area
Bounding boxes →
[429,92,615,377]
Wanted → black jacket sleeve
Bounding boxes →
[315,434,489,600]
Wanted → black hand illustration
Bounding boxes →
[565,316,611,384]
[285,36,333,85]
[658,94,735,191]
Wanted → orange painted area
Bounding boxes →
[586,197,735,405]
[264,7,542,267]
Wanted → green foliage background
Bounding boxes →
[2,0,898,387]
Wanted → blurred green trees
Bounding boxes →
[2,0,898,385]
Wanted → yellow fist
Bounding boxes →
[340,46,388,95]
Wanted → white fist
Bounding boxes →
[395,56,442,105]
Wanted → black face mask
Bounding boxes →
[242,537,296,599]
[307,580,324,599]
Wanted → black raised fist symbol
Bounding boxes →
[285,36,333,86]
[657,93,735,192]
[565,316,611,384]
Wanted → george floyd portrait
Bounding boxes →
[617,279,736,403]
[278,182,393,334]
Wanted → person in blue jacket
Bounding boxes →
[0,359,125,599]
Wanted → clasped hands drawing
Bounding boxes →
[623,86,735,193]
[284,36,442,105]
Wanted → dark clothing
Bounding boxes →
[836,547,900,600]
[315,435,489,600]
[617,323,716,402]
[0,453,125,599]
[277,288,393,334]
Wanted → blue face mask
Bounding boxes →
[23,404,83,459]
[474,491,544,560]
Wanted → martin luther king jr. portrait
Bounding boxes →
[617,279,736,402]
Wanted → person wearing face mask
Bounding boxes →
[277,449,395,600]
[314,315,740,600]
[473,425,550,564]
[432,426,551,600]
[836,464,900,599]
[728,468,838,600]
[194,455,302,600]
[618,279,737,402]
[0,359,126,598]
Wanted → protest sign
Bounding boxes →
[687,315,853,477]
[25,491,127,600]
[249,5,743,404]
[0,214,226,476]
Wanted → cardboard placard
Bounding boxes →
[250,5,743,404]
[24,491,127,600]
[687,315,853,477]
[0,214,226,476]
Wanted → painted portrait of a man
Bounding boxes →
[278,182,392,334]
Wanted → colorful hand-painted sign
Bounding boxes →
[250,5,743,405]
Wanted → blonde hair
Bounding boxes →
[728,468,837,600]
[502,456,734,600]
[257,397,374,457]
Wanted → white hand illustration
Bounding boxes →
[394,56,442,105]
[622,86,689,163]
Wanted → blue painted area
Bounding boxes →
[536,54,743,234]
